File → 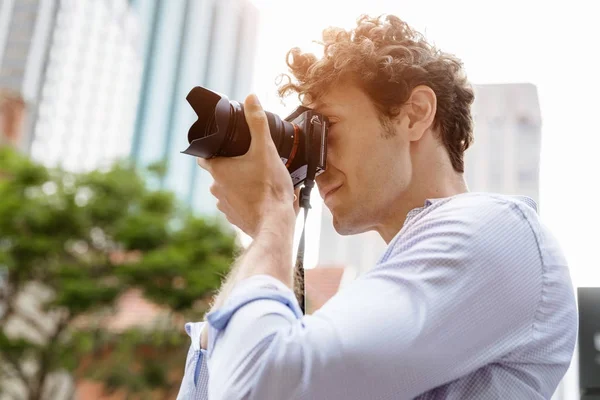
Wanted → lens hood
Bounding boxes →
[182,87,232,158]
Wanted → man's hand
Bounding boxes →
[197,94,297,238]
[293,187,301,217]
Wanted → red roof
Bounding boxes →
[305,265,346,313]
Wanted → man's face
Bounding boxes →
[311,81,413,235]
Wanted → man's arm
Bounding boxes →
[174,209,297,399]
[208,188,302,311]
[201,197,556,400]
[201,207,296,349]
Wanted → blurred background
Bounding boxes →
[0,0,598,399]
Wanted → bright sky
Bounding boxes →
[245,0,600,291]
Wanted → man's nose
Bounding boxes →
[324,142,336,170]
[315,173,327,191]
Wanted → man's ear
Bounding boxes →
[403,85,437,141]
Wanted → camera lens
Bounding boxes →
[182,86,299,165]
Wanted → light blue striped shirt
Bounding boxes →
[176,192,577,400]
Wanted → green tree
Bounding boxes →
[0,147,238,399]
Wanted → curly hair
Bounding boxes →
[277,14,475,173]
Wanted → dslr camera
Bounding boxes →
[181,86,329,188]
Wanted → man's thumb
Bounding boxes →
[244,94,271,152]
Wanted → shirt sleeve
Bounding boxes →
[204,198,544,400]
[176,322,209,400]
[176,275,297,400]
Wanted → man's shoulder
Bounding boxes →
[421,192,541,234]
[382,192,542,265]
[407,192,539,236]
[429,192,538,215]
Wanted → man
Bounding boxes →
[177,14,577,400]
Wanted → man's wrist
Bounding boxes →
[204,205,296,330]
[231,206,295,288]
[258,206,296,236]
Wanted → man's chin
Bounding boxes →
[331,213,368,236]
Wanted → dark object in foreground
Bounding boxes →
[578,287,600,399]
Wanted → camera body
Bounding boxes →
[181,86,329,188]
[281,105,328,187]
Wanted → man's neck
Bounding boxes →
[375,173,468,244]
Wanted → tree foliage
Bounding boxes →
[0,147,238,399]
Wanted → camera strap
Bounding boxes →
[289,109,324,315]
[294,177,316,315]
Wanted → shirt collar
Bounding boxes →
[405,197,439,223]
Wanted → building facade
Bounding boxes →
[466,83,542,205]
[0,0,143,170]
[0,0,57,152]
[0,89,25,146]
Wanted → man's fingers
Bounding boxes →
[244,94,272,153]
[294,187,301,202]
[293,187,301,216]
[196,157,212,173]
[209,182,218,197]
[198,156,228,177]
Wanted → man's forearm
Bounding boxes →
[207,208,296,312]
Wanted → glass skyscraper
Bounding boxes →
[0,0,142,170]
